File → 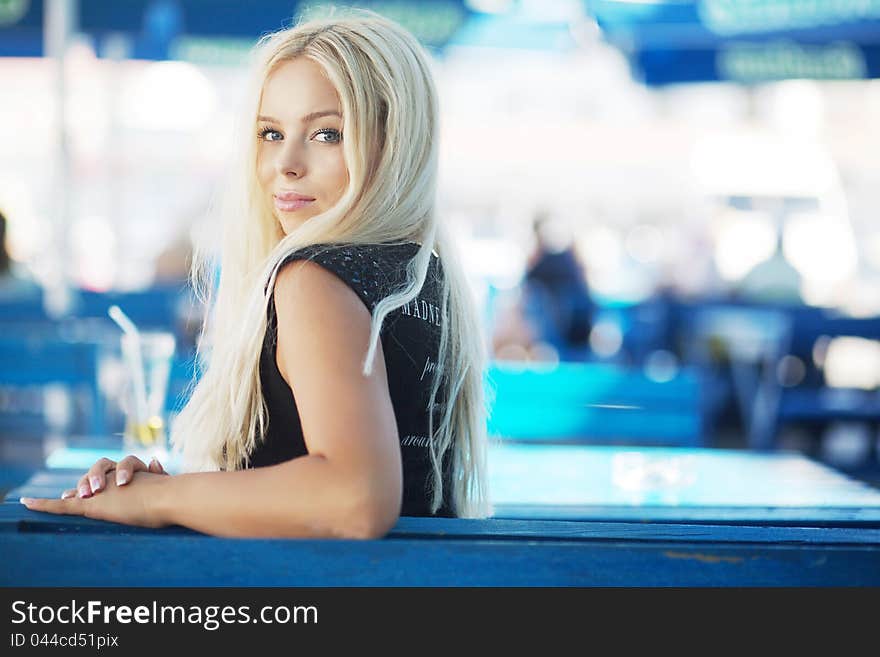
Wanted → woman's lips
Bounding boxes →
[274,195,315,212]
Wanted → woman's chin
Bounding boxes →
[277,214,309,236]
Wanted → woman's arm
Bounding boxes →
[23,258,404,537]
[152,258,404,538]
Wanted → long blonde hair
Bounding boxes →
[170,10,491,518]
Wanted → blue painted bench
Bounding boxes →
[1,503,878,586]
[485,361,704,446]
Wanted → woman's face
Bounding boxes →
[256,58,349,235]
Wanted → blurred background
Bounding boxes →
[1,0,879,498]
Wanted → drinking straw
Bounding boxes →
[108,305,150,430]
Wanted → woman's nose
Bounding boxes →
[276,141,307,177]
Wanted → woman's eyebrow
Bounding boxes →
[257,110,342,123]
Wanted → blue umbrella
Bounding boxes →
[584,0,880,84]
[0,0,473,60]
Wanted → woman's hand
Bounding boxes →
[21,470,170,528]
[61,455,168,500]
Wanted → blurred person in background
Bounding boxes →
[736,228,803,305]
[0,208,41,302]
[521,211,594,360]
[21,10,492,537]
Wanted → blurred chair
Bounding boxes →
[0,333,106,438]
[0,292,49,322]
[590,296,676,366]
[675,300,880,468]
[676,304,793,450]
[754,312,880,463]
[72,284,187,330]
[0,329,108,498]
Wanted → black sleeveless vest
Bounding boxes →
[248,242,455,517]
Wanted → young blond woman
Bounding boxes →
[22,11,492,538]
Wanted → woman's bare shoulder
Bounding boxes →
[271,257,375,379]
[273,257,372,331]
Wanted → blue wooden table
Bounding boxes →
[15,441,880,526]
[487,443,880,526]
[2,442,879,586]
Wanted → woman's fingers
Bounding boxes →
[77,457,118,498]
[73,454,159,498]
[114,455,149,486]
[148,458,168,475]
[22,496,84,515]
[60,488,77,500]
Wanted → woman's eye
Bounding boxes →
[258,128,282,142]
[313,129,341,143]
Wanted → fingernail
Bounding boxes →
[78,485,91,498]
[89,476,102,492]
[150,458,158,468]
[116,470,129,485]
[61,490,74,500]
[19,497,32,505]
